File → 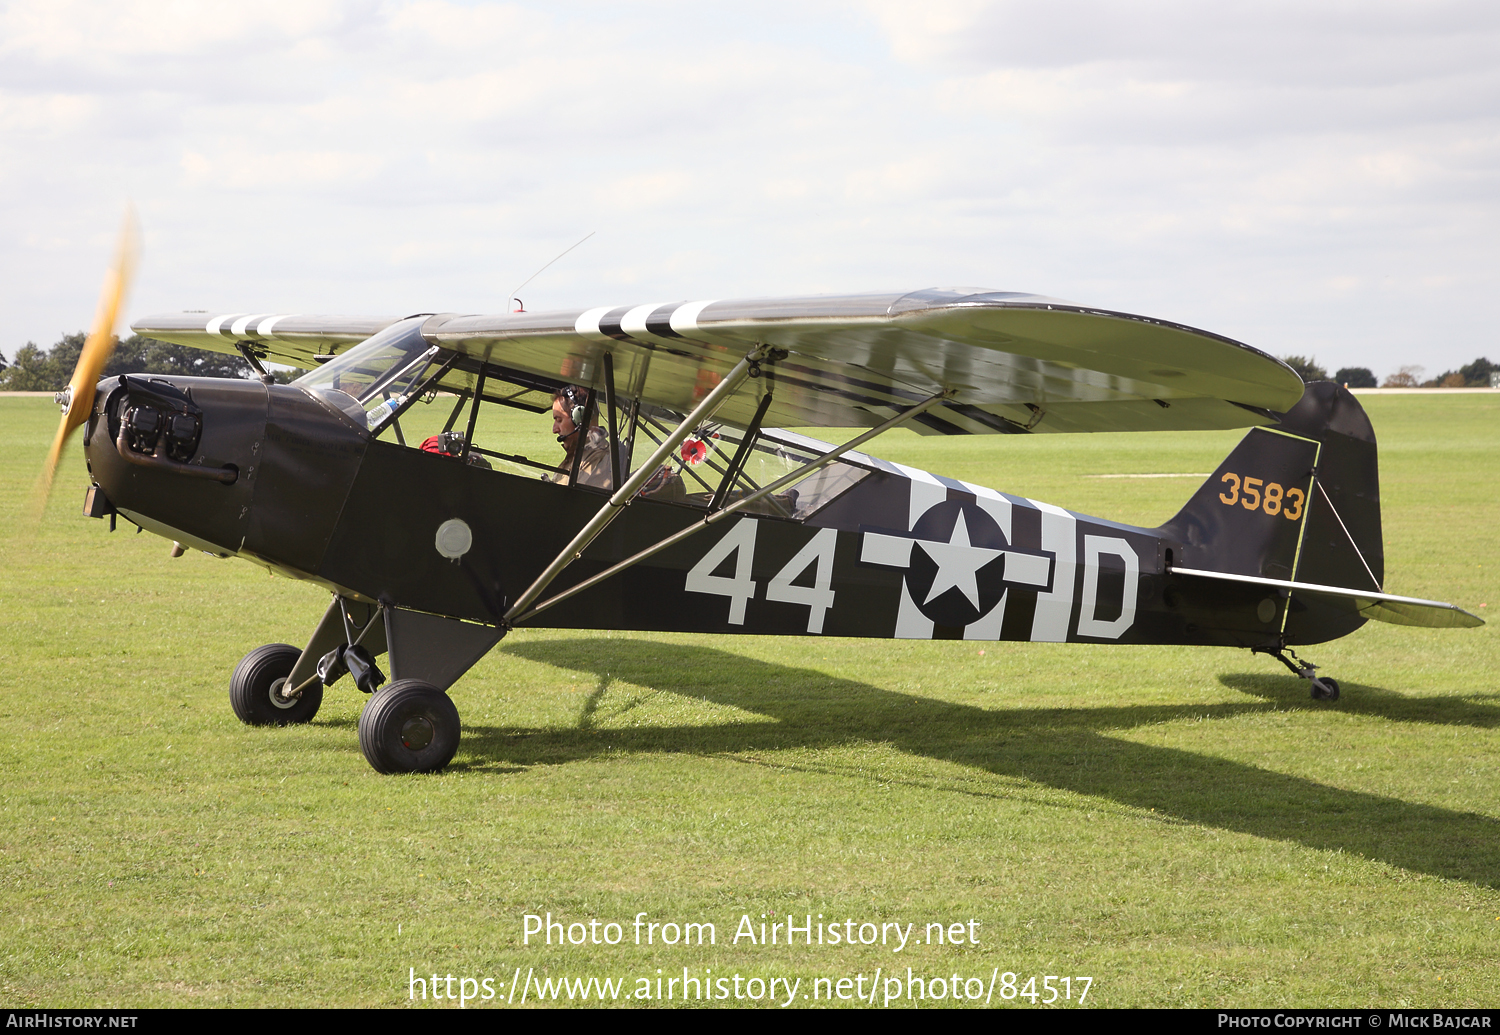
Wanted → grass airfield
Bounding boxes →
[0,391,1495,1009]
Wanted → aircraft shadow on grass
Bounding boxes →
[462,639,1500,889]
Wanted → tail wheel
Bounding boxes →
[230,643,323,725]
[1310,677,1341,701]
[358,679,461,774]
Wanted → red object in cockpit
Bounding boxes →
[681,438,708,466]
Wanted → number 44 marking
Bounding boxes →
[684,520,838,633]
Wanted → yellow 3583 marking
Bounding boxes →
[1219,472,1304,520]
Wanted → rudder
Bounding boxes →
[1276,382,1383,644]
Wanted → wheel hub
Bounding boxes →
[268,677,299,710]
[400,715,435,750]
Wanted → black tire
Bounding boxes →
[1310,677,1341,701]
[229,643,323,726]
[358,680,461,774]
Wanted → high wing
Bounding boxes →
[131,288,1306,433]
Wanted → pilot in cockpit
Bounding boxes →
[546,386,612,488]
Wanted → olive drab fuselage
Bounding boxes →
[84,374,1379,659]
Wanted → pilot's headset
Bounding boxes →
[558,386,590,441]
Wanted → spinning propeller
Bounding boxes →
[33,208,140,519]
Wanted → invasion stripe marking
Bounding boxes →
[620,303,670,338]
[962,482,1009,503]
[254,315,294,339]
[759,368,916,412]
[945,401,1032,435]
[574,307,614,339]
[912,410,970,436]
[964,488,1015,641]
[1028,500,1077,643]
[206,314,248,338]
[230,314,272,338]
[897,475,948,639]
[644,303,683,339]
[669,300,717,335]
[779,361,930,404]
[893,463,944,490]
[573,303,701,360]
[597,306,634,342]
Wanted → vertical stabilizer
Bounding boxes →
[1160,382,1383,645]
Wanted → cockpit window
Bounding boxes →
[294,317,436,427]
[337,347,869,522]
[627,408,869,520]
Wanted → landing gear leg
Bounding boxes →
[1255,644,1340,701]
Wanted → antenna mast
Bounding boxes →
[506,231,595,313]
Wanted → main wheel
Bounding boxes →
[358,679,461,774]
[230,643,323,725]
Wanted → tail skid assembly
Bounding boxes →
[1253,643,1343,701]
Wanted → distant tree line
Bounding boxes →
[1281,355,1496,389]
[0,333,304,390]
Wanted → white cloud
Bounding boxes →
[0,0,1496,380]
[0,0,354,61]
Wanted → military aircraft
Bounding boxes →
[38,235,1483,774]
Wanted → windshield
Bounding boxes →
[293,317,436,427]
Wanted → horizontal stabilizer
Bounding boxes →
[1171,566,1484,629]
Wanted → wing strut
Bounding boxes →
[502,348,773,624]
[710,389,774,511]
[509,390,954,625]
[602,351,622,491]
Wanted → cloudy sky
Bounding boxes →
[3,0,1497,379]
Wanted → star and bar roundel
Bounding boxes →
[679,470,1145,643]
[861,497,1054,632]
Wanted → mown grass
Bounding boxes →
[0,392,1495,1008]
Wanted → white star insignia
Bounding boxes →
[915,509,1003,608]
